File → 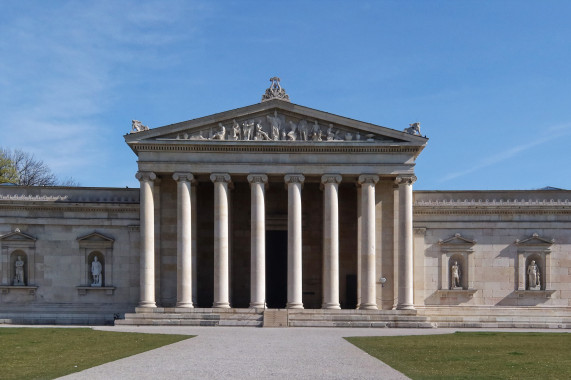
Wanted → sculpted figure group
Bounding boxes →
[185,111,359,142]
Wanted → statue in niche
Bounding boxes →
[14,256,25,286]
[527,260,540,290]
[211,124,226,140]
[450,261,461,289]
[91,256,103,287]
[230,120,241,140]
[266,111,282,141]
[254,122,271,140]
[242,121,254,141]
[311,121,323,141]
[286,121,297,141]
[298,120,309,141]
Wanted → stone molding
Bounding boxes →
[132,144,423,155]
[172,172,195,182]
[284,174,305,184]
[357,175,379,185]
[135,171,156,182]
[415,199,570,207]
[0,194,69,201]
[210,173,232,183]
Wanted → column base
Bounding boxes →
[249,302,266,308]
[176,302,194,308]
[322,303,341,309]
[212,302,231,308]
[358,303,378,310]
[396,304,415,310]
[287,302,304,309]
[138,301,157,308]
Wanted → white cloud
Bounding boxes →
[440,123,571,182]
[0,1,209,184]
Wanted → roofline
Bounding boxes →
[124,99,429,145]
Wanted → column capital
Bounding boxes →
[284,174,305,184]
[395,175,417,186]
[321,174,342,185]
[136,171,156,182]
[247,174,268,185]
[357,174,379,185]
[210,173,232,183]
[172,172,194,182]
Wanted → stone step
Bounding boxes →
[263,309,288,327]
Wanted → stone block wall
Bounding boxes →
[414,190,571,308]
[0,186,140,320]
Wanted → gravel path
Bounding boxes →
[57,326,454,379]
[56,326,568,379]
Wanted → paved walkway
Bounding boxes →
[57,326,456,380]
[56,326,568,380]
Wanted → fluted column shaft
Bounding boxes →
[136,171,157,308]
[173,172,194,308]
[322,174,342,309]
[248,174,268,308]
[358,175,379,310]
[397,175,416,310]
[211,173,231,308]
[285,174,305,309]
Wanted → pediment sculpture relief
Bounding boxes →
[172,111,386,143]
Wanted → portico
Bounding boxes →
[126,79,427,311]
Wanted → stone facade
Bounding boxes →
[0,83,570,326]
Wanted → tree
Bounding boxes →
[0,150,18,184]
[0,148,79,186]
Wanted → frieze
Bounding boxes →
[132,144,423,154]
[0,194,69,201]
[415,199,570,207]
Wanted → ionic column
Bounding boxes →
[358,174,379,310]
[173,172,194,308]
[396,175,416,310]
[136,171,157,308]
[322,174,342,309]
[191,180,198,305]
[247,174,268,308]
[211,173,232,308]
[285,174,305,309]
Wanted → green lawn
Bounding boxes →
[0,328,193,380]
[346,332,571,380]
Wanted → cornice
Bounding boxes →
[0,203,139,213]
[131,142,423,155]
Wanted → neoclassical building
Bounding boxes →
[0,79,570,327]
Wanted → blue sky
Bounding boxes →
[1,1,569,190]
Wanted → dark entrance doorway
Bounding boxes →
[265,230,287,308]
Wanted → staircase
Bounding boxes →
[116,307,264,327]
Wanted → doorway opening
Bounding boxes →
[265,230,287,308]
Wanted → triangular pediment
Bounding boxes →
[125,99,428,149]
[0,230,36,241]
[439,233,476,246]
[77,232,114,243]
[515,233,554,246]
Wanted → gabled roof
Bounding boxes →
[439,233,477,246]
[77,232,115,242]
[515,233,554,246]
[0,229,36,241]
[125,99,428,155]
